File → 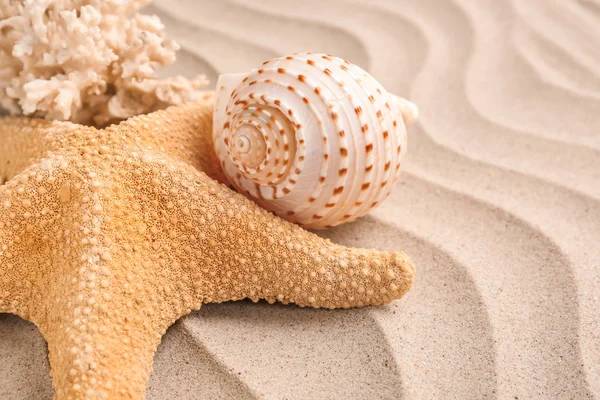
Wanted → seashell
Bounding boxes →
[213,53,418,229]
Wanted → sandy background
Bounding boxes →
[2,0,600,398]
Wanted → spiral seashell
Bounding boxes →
[213,53,418,229]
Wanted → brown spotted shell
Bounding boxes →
[213,53,416,229]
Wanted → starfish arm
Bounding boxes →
[129,153,416,310]
[0,159,70,318]
[0,157,189,399]
[0,117,91,184]
[0,142,171,399]
[43,246,179,400]
[186,175,416,309]
[33,158,208,399]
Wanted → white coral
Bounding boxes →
[0,0,208,125]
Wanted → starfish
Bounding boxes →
[0,99,415,400]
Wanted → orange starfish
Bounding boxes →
[0,99,415,399]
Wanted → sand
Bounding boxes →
[1,0,599,398]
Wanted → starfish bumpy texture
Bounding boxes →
[0,99,415,399]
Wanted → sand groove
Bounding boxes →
[323,219,497,399]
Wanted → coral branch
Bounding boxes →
[0,0,208,126]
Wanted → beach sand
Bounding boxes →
[1,0,599,398]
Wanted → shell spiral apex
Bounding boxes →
[213,53,418,229]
